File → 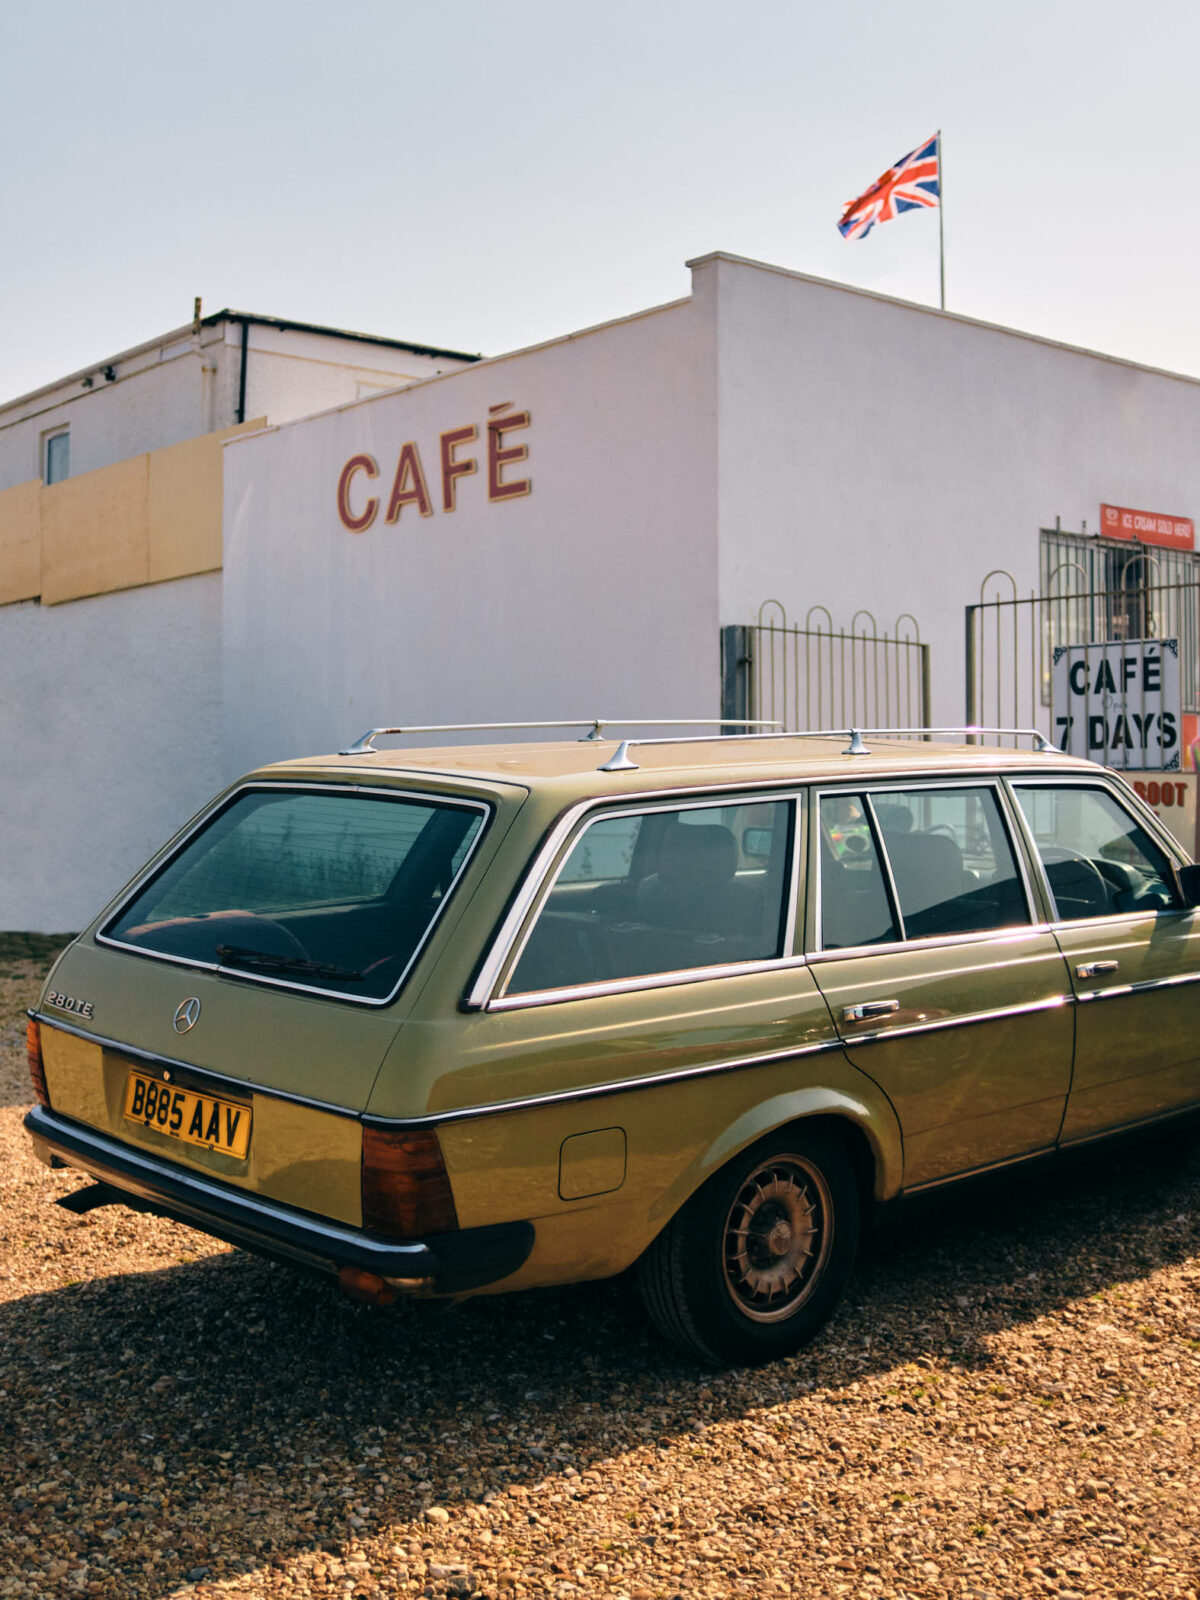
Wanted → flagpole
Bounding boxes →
[937,129,946,310]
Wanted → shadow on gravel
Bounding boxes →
[3,1124,1200,1597]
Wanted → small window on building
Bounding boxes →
[43,429,70,484]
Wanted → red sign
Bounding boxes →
[1100,503,1194,551]
[336,404,532,534]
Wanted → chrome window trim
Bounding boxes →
[812,778,1038,956]
[32,1012,360,1119]
[1006,775,1186,923]
[487,954,811,1012]
[470,786,804,1011]
[96,779,493,1009]
[861,794,906,941]
[805,921,1057,965]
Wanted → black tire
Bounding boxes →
[638,1125,860,1366]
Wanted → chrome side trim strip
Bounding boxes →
[32,1013,361,1120]
[95,780,492,1010]
[487,954,811,1012]
[1059,1101,1200,1151]
[831,992,1071,1048]
[367,1036,850,1128]
[903,1143,1057,1195]
[1074,969,1200,1005]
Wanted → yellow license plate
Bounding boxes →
[123,1071,252,1159]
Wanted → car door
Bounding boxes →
[807,781,1075,1191]
[1010,779,1200,1143]
[388,790,896,1281]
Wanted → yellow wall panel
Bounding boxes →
[0,479,41,604]
[148,419,264,584]
[41,455,150,605]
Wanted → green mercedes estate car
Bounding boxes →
[25,722,1200,1364]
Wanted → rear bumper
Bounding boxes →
[24,1104,534,1296]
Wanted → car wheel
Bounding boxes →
[639,1125,860,1366]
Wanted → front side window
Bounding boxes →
[1014,785,1177,921]
[104,788,486,1001]
[819,785,1030,949]
[506,798,793,995]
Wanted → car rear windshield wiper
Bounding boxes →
[215,944,365,982]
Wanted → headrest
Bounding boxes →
[658,824,738,886]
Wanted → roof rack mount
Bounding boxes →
[597,724,1054,772]
[338,719,780,757]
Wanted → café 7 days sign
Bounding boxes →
[1051,638,1182,770]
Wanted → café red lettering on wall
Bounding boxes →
[337,403,532,533]
[1100,502,1194,552]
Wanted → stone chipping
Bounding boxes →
[2,940,1199,1600]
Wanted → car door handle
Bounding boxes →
[843,999,901,1023]
[1076,961,1119,979]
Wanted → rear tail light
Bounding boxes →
[27,1016,49,1107]
[361,1126,458,1238]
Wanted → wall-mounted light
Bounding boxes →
[103,365,117,383]
[81,376,94,389]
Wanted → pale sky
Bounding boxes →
[4,0,1198,402]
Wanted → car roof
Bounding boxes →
[258,734,1105,796]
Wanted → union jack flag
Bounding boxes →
[838,134,940,240]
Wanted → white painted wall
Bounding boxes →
[220,298,716,778]
[703,253,1200,725]
[9,251,1200,931]
[0,575,222,931]
[240,322,473,429]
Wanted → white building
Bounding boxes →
[4,258,1199,930]
[0,312,477,929]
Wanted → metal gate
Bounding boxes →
[722,601,930,732]
[965,565,1200,765]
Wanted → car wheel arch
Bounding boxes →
[642,1083,902,1247]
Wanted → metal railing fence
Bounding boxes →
[722,602,930,734]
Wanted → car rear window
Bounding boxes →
[103,787,487,1001]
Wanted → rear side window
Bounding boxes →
[1014,785,1177,920]
[819,786,1029,948]
[104,788,486,1001]
[872,787,1029,939]
[506,798,793,995]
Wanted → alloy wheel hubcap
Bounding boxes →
[721,1156,833,1323]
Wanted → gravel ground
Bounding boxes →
[3,938,1200,1600]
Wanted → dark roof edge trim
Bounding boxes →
[203,310,481,364]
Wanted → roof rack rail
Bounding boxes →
[594,725,1053,772]
[338,718,779,757]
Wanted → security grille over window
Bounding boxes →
[723,602,931,735]
[966,531,1200,769]
[1039,528,1200,674]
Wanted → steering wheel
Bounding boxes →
[1039,847,1110,919]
